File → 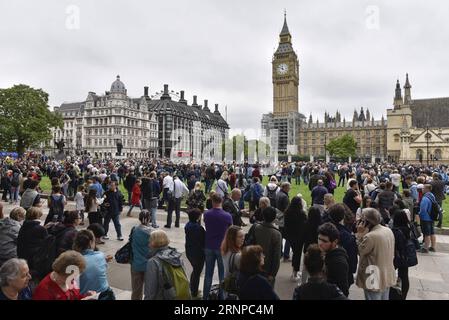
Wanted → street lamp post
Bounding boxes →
[426,125,430,167]
[324,133,327,162]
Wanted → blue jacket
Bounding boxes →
[419,192,435,222]
[131,225,152,272]
[409,183,419,203]
[90,182,104,198]
[80,249,109,294]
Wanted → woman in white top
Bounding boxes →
[85,189,104,226]
[74,185,86,225]
[364,177,377,196]
[216,171,229,198]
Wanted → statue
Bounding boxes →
[55,139,65,153]
[116,141,123,156]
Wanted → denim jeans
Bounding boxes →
[10,187,19,202]
[364,288,389,300]
[144,199,159,227]
[103,213,122,238]
[167,198,182,227]
[282,239,291,259]
[203,249,224,300]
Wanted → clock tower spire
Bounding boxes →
[272,12,299,116]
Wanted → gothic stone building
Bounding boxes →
[299,107,387,161]
[387,74,449,164]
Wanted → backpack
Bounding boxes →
[369,188,378,201]
[244,223,258,247]
[49,195,65,221]
[429,198,442,221]
[393,228,418,268]
[220,253,240,296]
[244,223,280,247]
[11,173,20,188]
[329,179,337,190]
[266,186,278,207]
[157,258,191,300]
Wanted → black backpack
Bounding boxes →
[429,199,442,221]
[11,173,20,188]
[266,186,278,207]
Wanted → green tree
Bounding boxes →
[0,85,63,155]
[222,134,270,161]
[325,134,357,159]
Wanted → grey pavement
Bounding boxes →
[2,201,449,300]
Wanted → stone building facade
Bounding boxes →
[46,76,229,160]
[48,76,159,158]
[299,107,387,161]
[387,74,449,164]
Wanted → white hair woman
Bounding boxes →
[0,258,32,300]
[0,207,26,267]
[144,230,188,300]
[216,171,229,198]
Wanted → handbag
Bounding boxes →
[114,227,135,264]
[221,253,239,295]
[389,278,403,300]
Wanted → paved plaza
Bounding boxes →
[3,201,449,300]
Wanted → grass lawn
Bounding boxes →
[38,175,449,227]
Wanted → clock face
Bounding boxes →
[277,63,289,75]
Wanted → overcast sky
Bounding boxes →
[1,0,449,136]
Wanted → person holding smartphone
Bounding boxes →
[355,208,396,301]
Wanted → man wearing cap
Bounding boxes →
[355,208,396,300]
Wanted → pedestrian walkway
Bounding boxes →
[2,201,449,300]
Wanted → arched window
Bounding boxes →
[416,149,423,161]
[434,149,442,160]
[394,134,400,142]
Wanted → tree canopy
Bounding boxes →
[325,134,357,159]
[0,84,63,155]
[222,134,271,161]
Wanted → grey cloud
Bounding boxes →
[1,0,448,132]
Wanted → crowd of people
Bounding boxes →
[0,154,447,300]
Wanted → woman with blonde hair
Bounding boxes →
[144,230,189,300]
[186,182,206,212]
[216,171,229,198]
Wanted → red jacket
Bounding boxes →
[33,273,86,300]
[131,184,142,205]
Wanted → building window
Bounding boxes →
[416,149,423,161]
[394,134,400,143]
[434,149,442,160]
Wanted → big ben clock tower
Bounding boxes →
[261,13,302,155]
[273,13,299,116]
